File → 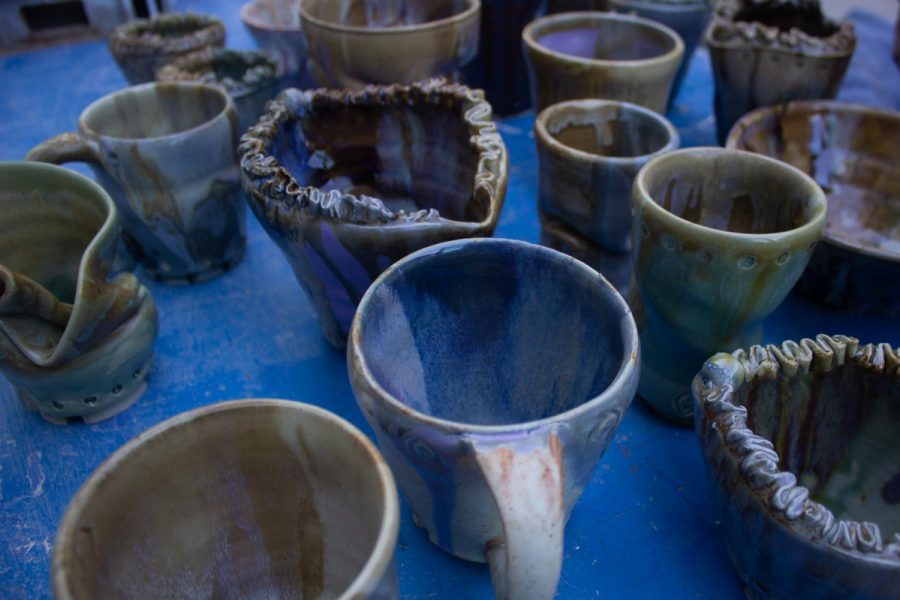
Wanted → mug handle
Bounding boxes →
[471,433,564,600]
[26,132,101,166]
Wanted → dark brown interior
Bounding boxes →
[734,0,838,38]
[549,105,671,158]
[304,0,471,28]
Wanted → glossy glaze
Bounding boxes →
[727,100,900,316]
[348,238,639,600]
[632,148,827,423]
[239,0,314,90]
[693,335,900,600]
[0,162,157,424]
[28,83,246,283]
[53,399,400,599]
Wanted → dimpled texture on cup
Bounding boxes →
[693,335,900,600]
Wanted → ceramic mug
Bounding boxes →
[535,99,679,253]
[348,238,640,600]
[631,147,827,423]
[53,399,400,599]
[28,82,246,283]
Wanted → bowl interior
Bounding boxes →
[535,17,676,62]
[302,0,470,28]
[357,242,628,426]
[56,404,389,597]
[731,106,900,257]
[738,363,900,538]
[545,103,673,159]
[273,97,486,221]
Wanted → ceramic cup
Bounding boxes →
[28,82,246,283]
[348,238,640,600]
[523,11,684,113]
[108,12,226,84]
[240,0,314,90]
[0,162,158,424]
[632,148,827,423]
[300,0,481,89]
[535,99,679,253]
[546,0,609,12]
[53,399,400,599]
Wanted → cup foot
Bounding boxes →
[142,244,246,285]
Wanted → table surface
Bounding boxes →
[1,2,898,598]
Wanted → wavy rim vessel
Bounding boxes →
[109,12,225,56]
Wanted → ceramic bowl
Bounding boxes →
[53,399,400,599]
[239,0,313,89]
[156,48,280,133]
[705,0,856,143]
[300,0,481,89]
[108,12,226,84]
[693,335,900,600]
[727,100,900,317]
[239,80,508,347]
[546,0,609,12]
[523,11,684,113]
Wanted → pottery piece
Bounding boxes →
[726,100,900,317]
[535,99,679,253]
[631,147,827,423]
[0,162,157,424]
[240,0,314,90]
[239,80,507,347]
[609,0,713,106]
[523,11,684,114]
[348,238,639,600]
[693,335,900,600]
[299,0,481,89]
[28,82,246,284]
[706,0,856,143]
[462,0,544,116]
[108,12,225,84]
[546,0,609,12]
[53,399,400,598]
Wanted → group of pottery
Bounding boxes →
[1,0,898,599]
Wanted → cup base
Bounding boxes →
[142,243,246,285]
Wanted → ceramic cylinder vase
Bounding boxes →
[28,82,246,284]
[348,238,640,600]
[0,162,158,424]
[53,399,400,598]
[631,148,827,423]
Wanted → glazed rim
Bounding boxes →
[349,237,640,434]
[725,100,900,265]
[238,79,507,226]
[78,81,234,143]
[155,49,280,94]
[609,0,712,9]
[634,147,827,244]
[523,11,684,69]
[239,0,302,32]
[694,334,900,560]
[109,12,224,54]
[299,0,480,34]
[535,99,680,165]
[51,399,401,600]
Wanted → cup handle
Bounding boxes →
[471,433,564,600]
[26,132,101,166]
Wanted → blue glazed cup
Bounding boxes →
[348,238,640,600]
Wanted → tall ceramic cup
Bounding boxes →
[631,148,827,423]
[28,82,246,283]
[53,399,400,599]
[348,238,640,600]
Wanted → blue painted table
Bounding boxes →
[1,3,898,598]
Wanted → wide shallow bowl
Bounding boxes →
[693,335,900,600]
[239,0,312,89]
[239,80,507,347]
[727,101,900,316]
[53,399,400,599]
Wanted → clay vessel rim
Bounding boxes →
[240,0,303,32]
[155,49,280,96]
[609,0,713,12]
[299,0,480,35]
[108,12,224,55]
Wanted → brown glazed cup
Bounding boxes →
[523,11,683,113]
[53,399,400,599]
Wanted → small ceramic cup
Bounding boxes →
[53,399,400,599]
[156,48,280,134]
[631,148,827,423]
[300,0,481,89]
[240,0,314,90]
[28,82,246,283]
[348,238,640,600]
[535,99,680,253]
[523,11,684,113]
[0,162,158,424]
[108,12,226,84]
[693,335,900,600]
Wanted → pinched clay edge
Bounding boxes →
[705,0,855,55]
[238,79,507,226]
[109,13,225,56]
[156,49,278,95]
[695,334,900,560]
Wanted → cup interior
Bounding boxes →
[356,241,630,426]
[302,0,471,28]
[535,16,676,61]
[55,402,391,597]
[82,84,227,140]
